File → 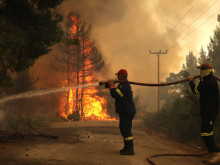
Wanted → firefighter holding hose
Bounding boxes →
[189,62,220,164]
[107,69,136,155]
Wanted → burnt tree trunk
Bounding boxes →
[75,14,80,115]
[81,35,85,118]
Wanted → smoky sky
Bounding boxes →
[32,0,219,111]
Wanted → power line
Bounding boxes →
[181,9,220,41]
[149,50,168,111]
[166,8,220,50]
[150,0,201,50]
[162,0,219,50]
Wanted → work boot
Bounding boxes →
[120,140,126,152]
[120,140,134,155]
[205,153,220,165]
[120,149,134,155]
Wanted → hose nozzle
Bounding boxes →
[99,82,105,86]
[99,80,119,86]
[99,81,111,88]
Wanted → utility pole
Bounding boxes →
[149,50,168,111]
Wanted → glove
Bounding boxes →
[189,76,195,82]
[104,84,110,88]
[108,80,115,89]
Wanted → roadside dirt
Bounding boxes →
[0,120,209,165]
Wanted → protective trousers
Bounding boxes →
[200,116,219,152]
[119,112,135,150]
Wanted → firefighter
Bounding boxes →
[107,69,136,155]
[189,62,220,164]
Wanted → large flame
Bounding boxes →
[60,15,115,121]
[60,84,113,121]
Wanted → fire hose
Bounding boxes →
[99,75,220,86]
[146,152,210,165]
[99,74,220,165]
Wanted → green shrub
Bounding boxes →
[144,97,201,142]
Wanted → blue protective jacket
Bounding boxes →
[110,80,136,114]
[189,74,219,116]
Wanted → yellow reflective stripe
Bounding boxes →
[212,69,216,73]
[200,132,214,136]
[194,86,200,95]
[124,137,133,141]
[116,89,124,97]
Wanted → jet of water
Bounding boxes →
[0,83,100,104]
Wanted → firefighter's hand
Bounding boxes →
[189,76,195,82]
[107,80,115,89]
[104,84,110,88]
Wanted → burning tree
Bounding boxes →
[56,12,112,121]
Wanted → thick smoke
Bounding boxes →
[32,0,219,112]
[0,110,3,121]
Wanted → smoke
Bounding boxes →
[31,0,219,112]
[0,110,4,121]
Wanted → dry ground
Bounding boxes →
[0,120,209,165]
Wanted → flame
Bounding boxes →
[82,87,110,120]
[59,15,115,121]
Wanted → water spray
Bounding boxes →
[0,83,100,104]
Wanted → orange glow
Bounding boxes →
[60,15,115,121]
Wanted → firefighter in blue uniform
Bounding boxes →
[107,69,136,155]
[189,62,220,164]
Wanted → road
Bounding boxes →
[0,120,208,165]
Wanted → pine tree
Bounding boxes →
[0,0,64,87]
[160,51,199,105]
[56,11,105,120]
[182,51,198,75]
[208,14,220,72]
[198,47,211,65]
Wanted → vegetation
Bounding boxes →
[144,14,220,143]
[0,0,64,134]
[0,70,58,134]
[0,0,64,88]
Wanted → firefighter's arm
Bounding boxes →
[107,80,121,99]
[108,80,115,89]
[110,85,126,99]
[189,81,200,95]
